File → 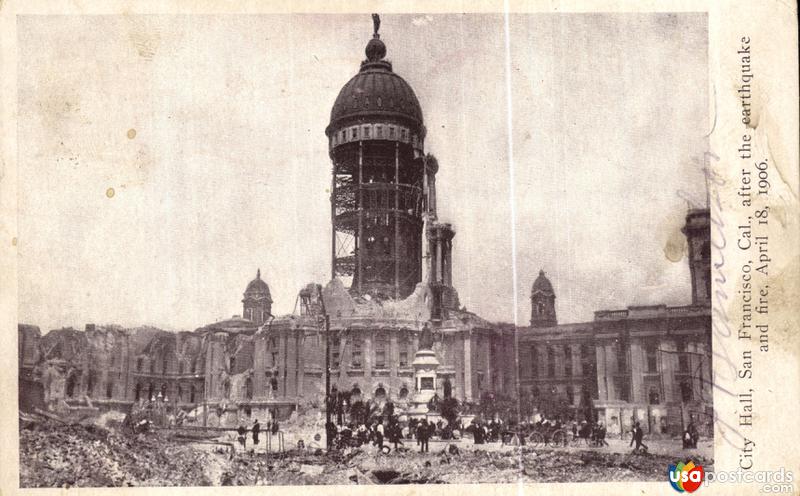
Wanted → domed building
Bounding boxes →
[242,269,272,326]
[518,209,712,438]
[326,22,428,301]
[530,270,557,327]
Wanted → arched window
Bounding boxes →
[137,357,143,372]
[135,383,142,401]
[270,377,278,393]
[160,384,168,399]
[374,386,387,400]
[223,380,231,399]
[398,386,409,399]
[190,385,196,403]
[106,381,114,399]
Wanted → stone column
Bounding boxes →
[389,333,398,381]
[463,333,472,402]
[297,331,306,398]
[629,340,645,403]
[484,334,492,390]
[695,341,711,403]
[365,331,373,385]
[279,330,287,397]
[571,344,581,377]
[661,339,677,403]
[338,333,349,383]
[253,335,267,399]
[536,345,546,378]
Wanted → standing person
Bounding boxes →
[417,419,430,453]
[252,419,261,447]
[237,423,247,451]
[391,423,404,450]
[687,420,699,449]
[597,421,609,447]
[629,421,648,453]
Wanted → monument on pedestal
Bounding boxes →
[407,324,441,418]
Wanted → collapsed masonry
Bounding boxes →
[19,274,515,427]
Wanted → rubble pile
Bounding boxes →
[20,419,213,487]
[221,445,714,485]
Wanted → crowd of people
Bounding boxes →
[236,418,280,450]
[326,416,440,453]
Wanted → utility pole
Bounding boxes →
[316,284,332,449]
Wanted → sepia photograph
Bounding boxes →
[15,10,716,487]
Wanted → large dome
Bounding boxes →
[328,36,423,133]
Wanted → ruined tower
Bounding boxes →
[242,269,272,325]
[681,208,711,305]
[326,15,428,300]
[530,270,557,327]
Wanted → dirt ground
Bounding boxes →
[19,418,714,487]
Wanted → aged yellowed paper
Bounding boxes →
[1,0,797,494]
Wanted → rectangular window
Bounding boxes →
[547,347,555,377]
[564,346,573,376]
[376,125,382,138]
[677,342,690,372]
[645,341,659,373]
[616,343,628,373]
[351,340,362,368]
[399,350,408,367]
[389,127,395,138]
[374,336,387,369]
[420,377,434,390]
[352,127,358,139]
[331,338,340,368]
[364,126,370,138]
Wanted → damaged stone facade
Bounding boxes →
[19,269,516,423]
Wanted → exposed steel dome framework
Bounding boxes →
[326,15,432,300]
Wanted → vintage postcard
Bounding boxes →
[1,1,797,494]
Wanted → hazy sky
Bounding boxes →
[17,13,708,331]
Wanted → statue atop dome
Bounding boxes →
[372,13,380,38]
